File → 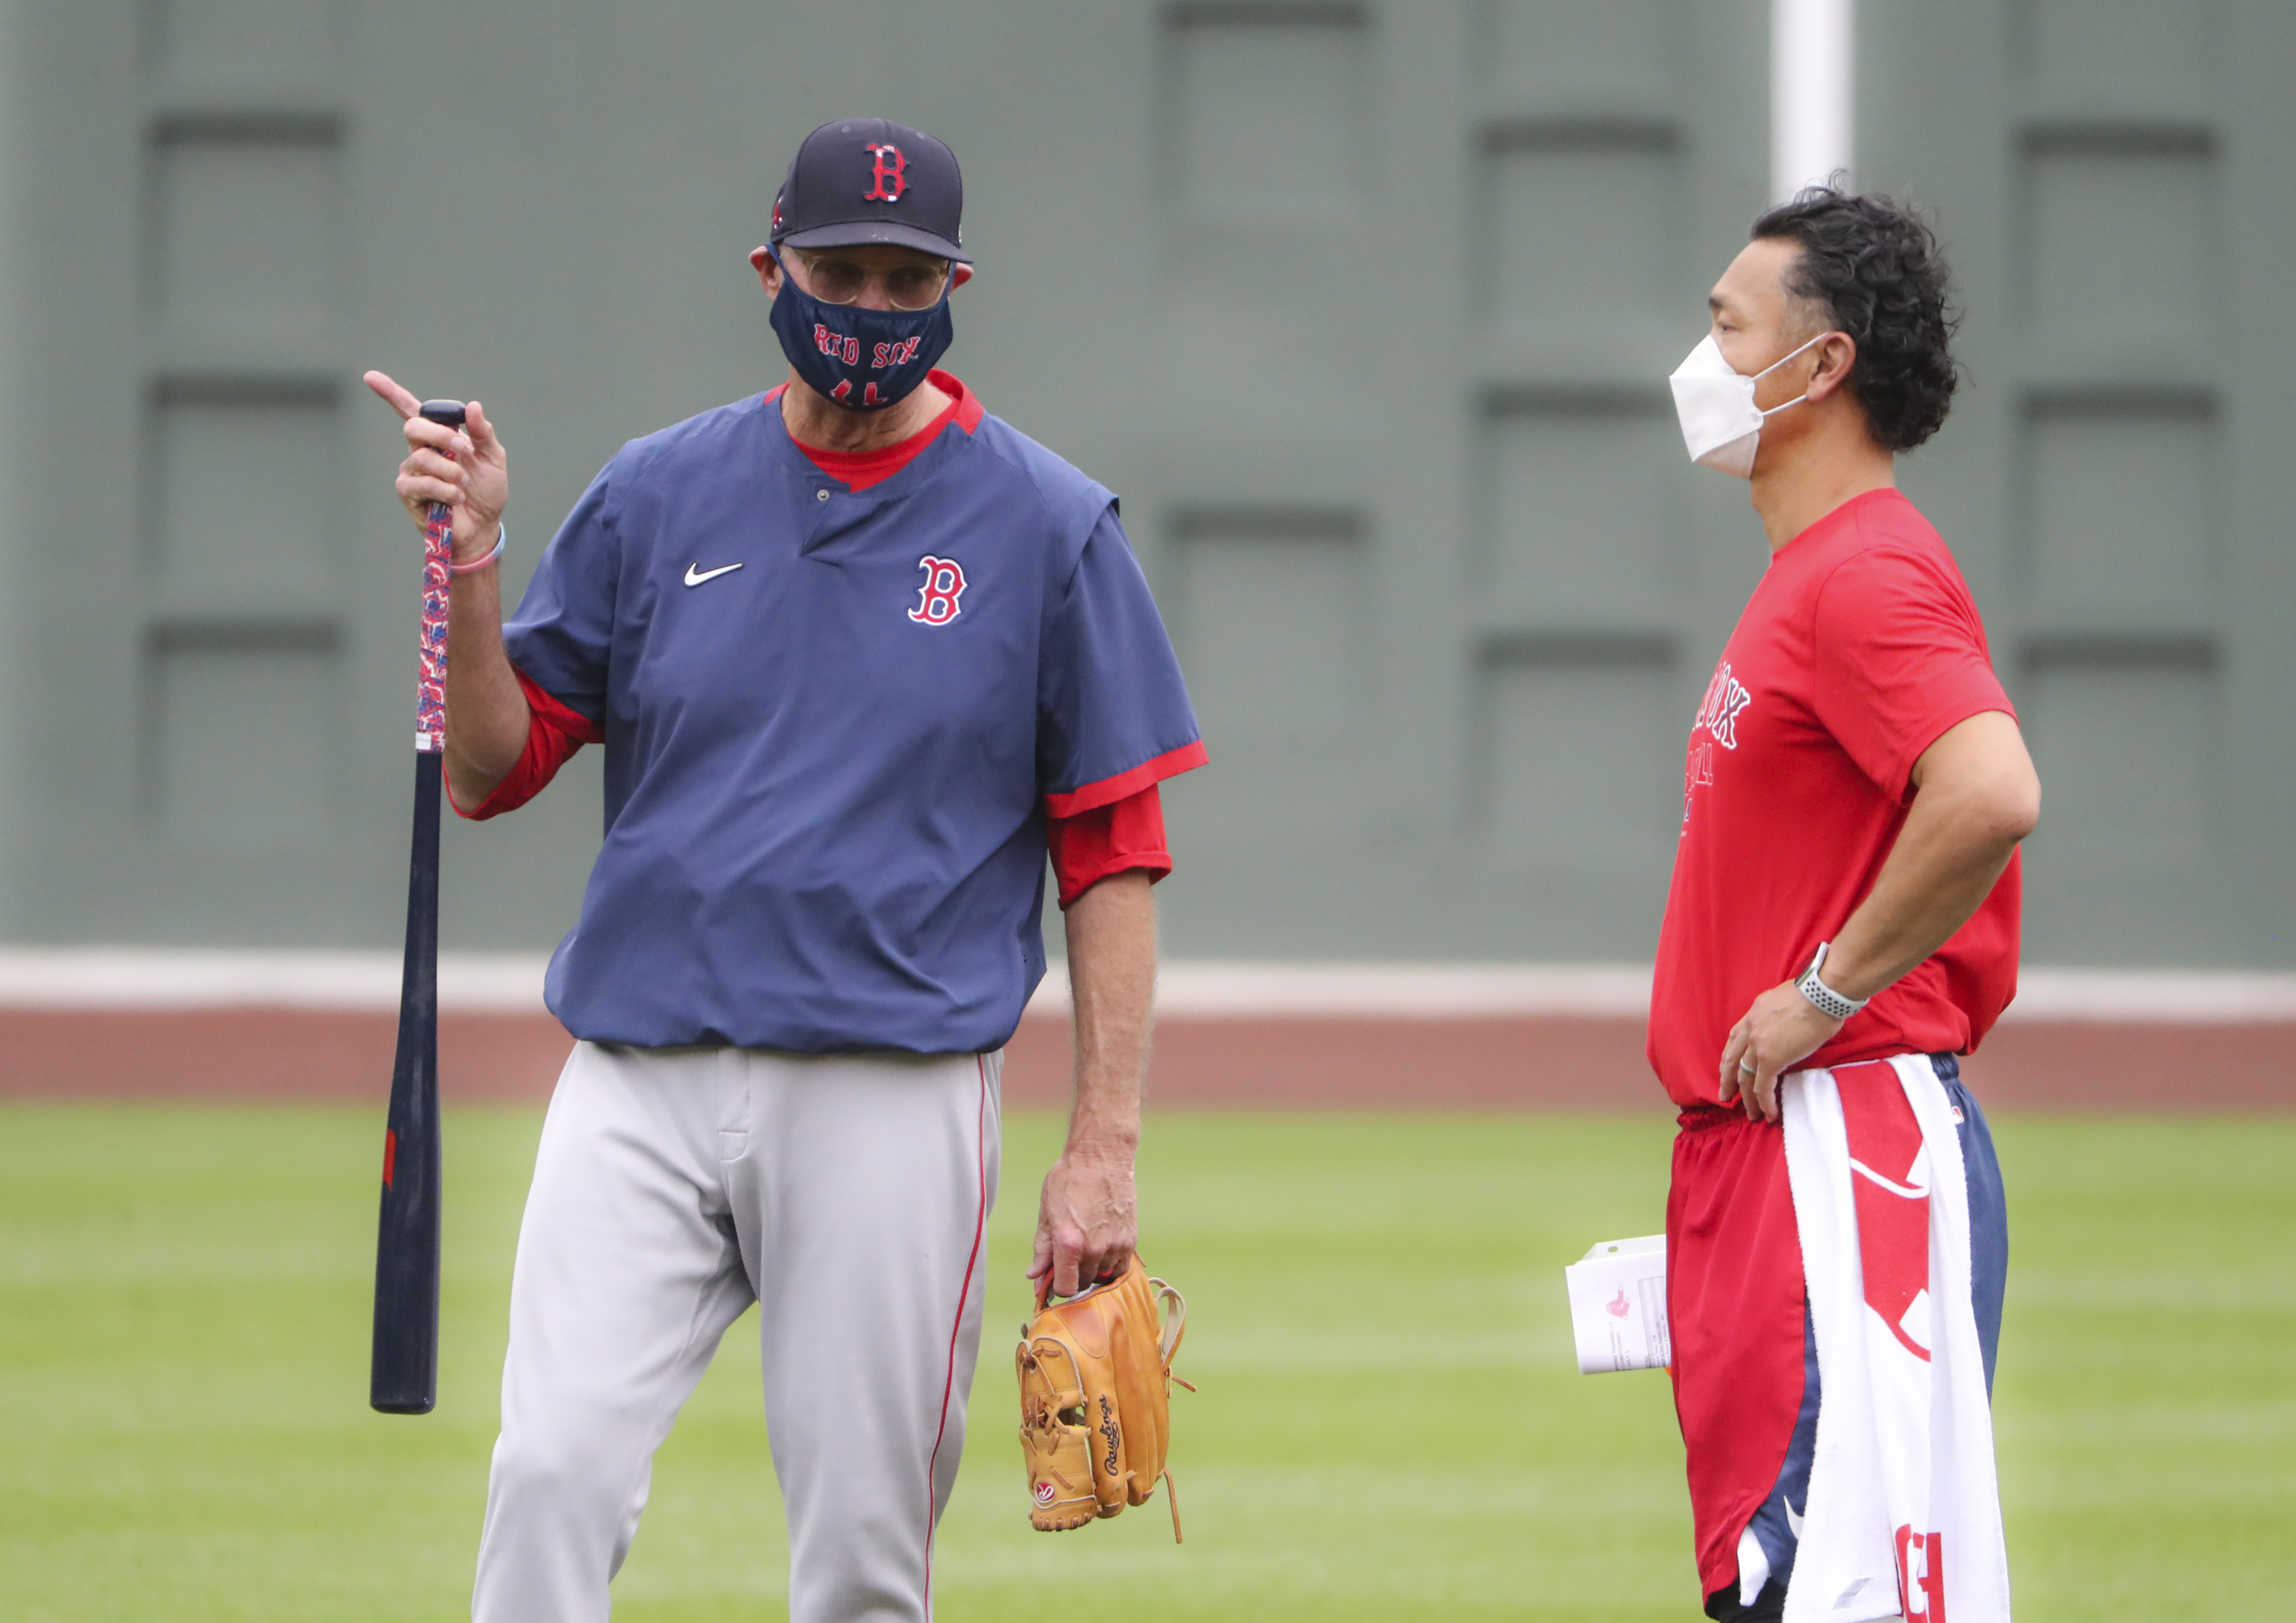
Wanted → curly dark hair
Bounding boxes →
[1750,186,1960,452]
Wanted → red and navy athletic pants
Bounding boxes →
[1665,1054,2007,1622]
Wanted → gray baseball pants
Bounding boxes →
[471,1040,1002,1623]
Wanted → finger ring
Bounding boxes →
[1738,1058,1758,1073]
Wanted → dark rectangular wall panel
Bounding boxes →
[150,382,340,598]
[1483,122,1683,354]
[1477,636,1681,869]
[2021,129,2216,356]
[151,118,342,344]
[1172,507,1368,839]
[1168,5,1369,218]
[1480,391,1679,623]
[2020,393,2214,629]
[1481,0,1676,104]
[145,622,338,843]
[2016,0,2217,91]
[151,0,343,81]
[2024,644,2216,869]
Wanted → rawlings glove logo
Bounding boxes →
[1099,1395,1121,1473]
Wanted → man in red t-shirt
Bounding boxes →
[1647,190,2040,1621]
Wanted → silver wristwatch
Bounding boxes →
[1795,942,1868,1022]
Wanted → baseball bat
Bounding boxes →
[370,397,466,1416]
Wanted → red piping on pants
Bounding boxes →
[922,1054,991,1614]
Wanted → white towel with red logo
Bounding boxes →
[1780,1053,2011,1623]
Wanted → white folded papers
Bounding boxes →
[1564,1234,1670,1374]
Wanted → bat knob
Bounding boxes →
[419,399,468,429]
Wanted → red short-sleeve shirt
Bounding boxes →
[1647,488,2020,1108]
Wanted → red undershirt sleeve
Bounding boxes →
[1044,784,1172,909]
[456,667,606,820]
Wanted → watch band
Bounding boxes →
[1795,942,1868,1022]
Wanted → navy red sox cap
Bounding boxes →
[770,117,969,263]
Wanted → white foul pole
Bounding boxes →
[1772,0,1854,202]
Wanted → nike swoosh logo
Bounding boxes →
[684,562,743,587]
[1785,1499,1805,1539]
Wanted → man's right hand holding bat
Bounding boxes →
[365,370,528,812]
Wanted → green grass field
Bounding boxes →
[1,1104,2290,1622]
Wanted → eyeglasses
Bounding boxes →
[787,250,951,311]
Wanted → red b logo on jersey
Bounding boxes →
[864,143,908,202]
[909,555,966,625]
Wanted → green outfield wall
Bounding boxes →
[0,0,2285,967]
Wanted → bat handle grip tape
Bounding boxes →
[412,400,468,753]
[414,501,452,753]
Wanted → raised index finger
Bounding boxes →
[362,369,421,420]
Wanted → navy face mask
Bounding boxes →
[768,249,954,411]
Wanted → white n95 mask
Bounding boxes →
[1667,332,1826,479]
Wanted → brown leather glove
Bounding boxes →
[1015,1255,1191,1540]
